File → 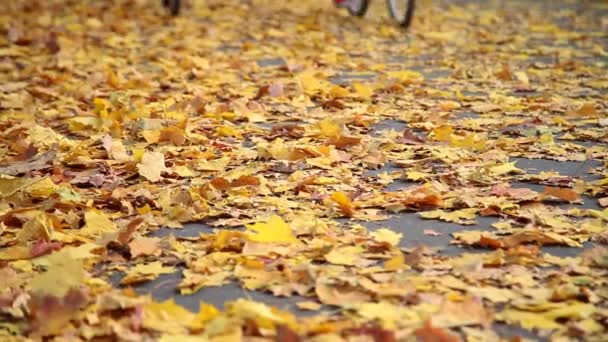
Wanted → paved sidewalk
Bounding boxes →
[0,0,607,340]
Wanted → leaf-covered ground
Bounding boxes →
[1,0,608,340]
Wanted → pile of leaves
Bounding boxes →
[1,0,607,340]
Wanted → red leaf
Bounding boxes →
[276,324,300,342]
[477,236,503,249]
[345,325,396,342]
[414,320,462,342]
[543,186,580,202]
[30,240,63,258]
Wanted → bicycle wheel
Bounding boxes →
[168,0,180,15]
[335,0,370,17]
[387,0,415,27]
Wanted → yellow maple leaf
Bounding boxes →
[128,236,161,258]
[371,228,402,246]
[226,298,296,330]
[405,171,429,181]
[567,102,598,117]
[384,252,405,271]
[195,157,231,172]
[296,301,322,311]
[325,246,363,266]
[497,302,595,330]
[141,129,161,144]
[386,70,424,84]
[328,85,350,98]
[103,137,131,161]
[347,302,420,328]
[433,125,453,142]
[420,208,478,225]
[137,151,169,182]
[330,191,355,217]
[0,176,36,198]
[17,212,53,243]
[490,162,523,176]
[588,208,608,221]
[132,147,146,162]
[318,117,342,138]
[193,302,220,327]
[143,299,196,335]
[538,132,554,145]
[216,125,242,138]
[127,261,175,276]
[30,249,85,298]
[81,209,117,236]
[514,71,529,87]
[246,215,297,243]
[67,116,101,134]
[24,177,57,198]
[450,133,486,151]
[121,261,176,285]
[158,334,209,342]
[352,82,373,99]
[27,124,66,148]
[173,165,198,178]
[297,70,330,95]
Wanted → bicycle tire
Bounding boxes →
[168,0,180,15]
[387,0,415,27]
[347,0,370,17]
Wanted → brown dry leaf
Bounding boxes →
[431,297,493,328]
[329,135,361,149]
[128,237,161,258]
[117,217,146,245]
[161,126,186,145]
[315,282,372,306]
[501,229,581,248]
[401,128,426,144]
[543,186,580,202]
[400,186,442,210]
[566,102,598,117]
[0,150,56,176]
